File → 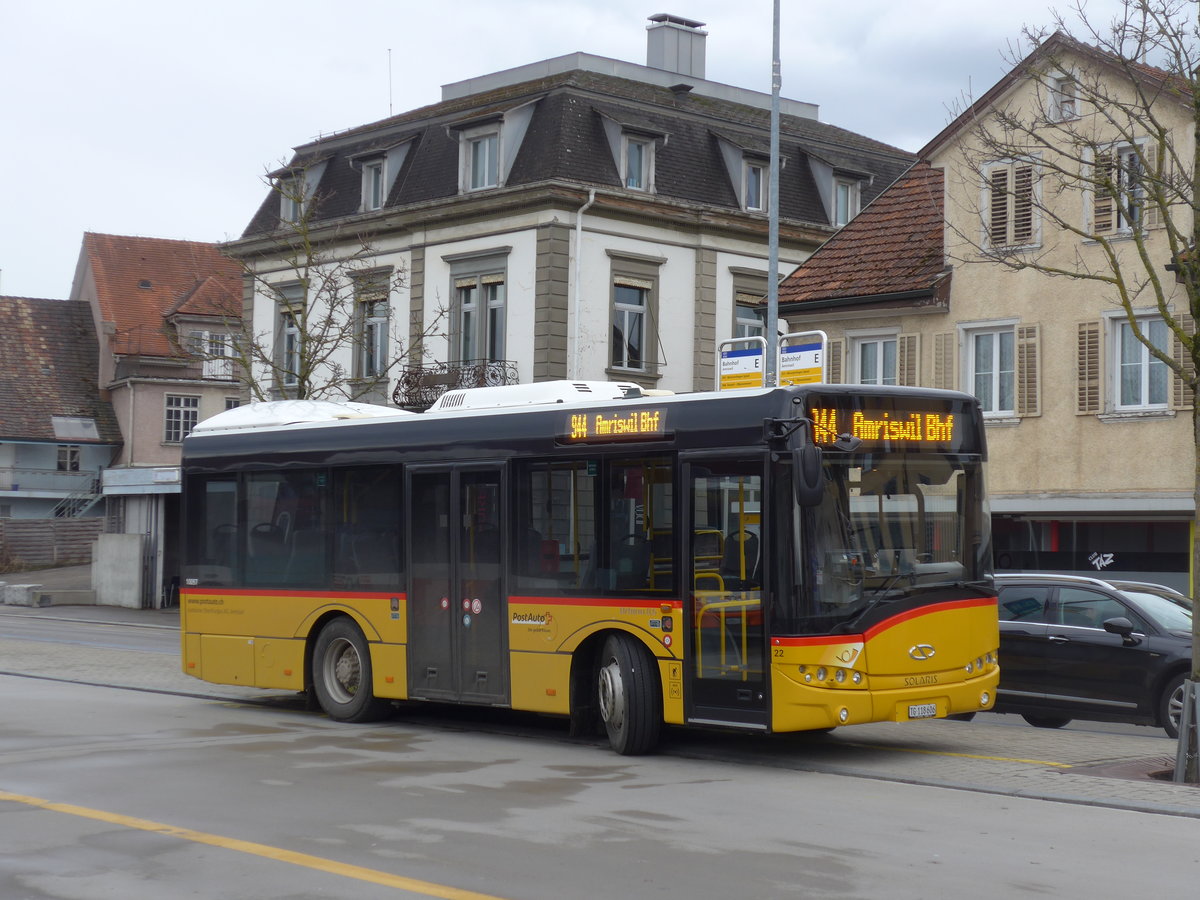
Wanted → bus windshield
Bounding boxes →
[784,453,991,634]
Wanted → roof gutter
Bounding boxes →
[779,287,936,312]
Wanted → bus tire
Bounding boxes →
[597,633,662,755]
[312,618,390,723]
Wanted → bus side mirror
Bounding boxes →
[793,445,824,507]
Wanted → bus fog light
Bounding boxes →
[804,673,812,683]
[838,708,849,723]
[981,691,990,706]
[816,667,827,681]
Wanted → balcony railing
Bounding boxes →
[0,467,100,494]
[393,359,519,411]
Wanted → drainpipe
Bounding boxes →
[572,189,596,380]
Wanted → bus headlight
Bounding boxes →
[852,672,863,685]
[834,669,846,683]
[980,691,990,706]
[838,707,849,723]
[816,667,827,681]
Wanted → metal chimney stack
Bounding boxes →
[646,13,707,79]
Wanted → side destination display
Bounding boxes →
[564,408,668,443]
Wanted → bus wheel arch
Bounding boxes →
[310,615,391,723]
[591,631,663,755]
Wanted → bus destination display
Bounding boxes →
[565,408,667,443]
[810,406,956,447]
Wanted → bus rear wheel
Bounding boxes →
[597,634,661,755]
[312,618,390,723]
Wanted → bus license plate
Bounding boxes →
[908,703,937,719]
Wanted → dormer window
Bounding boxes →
[465,130,499,191]
[623,136,653,191]
[744,162,765,211]
[834,179,860,226]
[280,177,305,223]
[362,159,385,211]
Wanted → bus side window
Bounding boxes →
[244,470,329,587]
[184,476,238,587]
[332,467,403,589]
[514,460,597,593]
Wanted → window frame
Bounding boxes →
[279,176,305,224]
[606,251,664,383]
[983,158,1038,249]
[164,394,200,444]
[849,331,899,386]
[1093,141,1149,235]
[463,128,500,192]
[965,323,1017,416]
[1109,312,1170,411]
[361,158,386,211]
[1049,75,1078,122]
[744,161,765,212]
[56,444,81,472]
[833,178,860,226]
[353,272,391,379]
[622,135,654,192]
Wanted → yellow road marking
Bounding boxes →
[842,742,1073,768]
[0,790,511,899]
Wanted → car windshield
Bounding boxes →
[1119,588,1193,632]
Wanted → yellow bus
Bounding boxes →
[180,381,997,754]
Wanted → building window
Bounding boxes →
[1115,317,1169,409]
[466,131,499,191]
[164,395,199,443]
[362,159,385,211]
[735,301,765,339]
[985,160,1036,247]
[1050,76,1077,121]
[225,397,241,411]
[834,179,860,226]
[968,327,1015,415]
[1094,143,1146,234]
[622,136,652,191]
[279,177,305,223]
[188,330,234,379]
[446,250,510,364]
[853,335,897,385]
[355,274,391,378]
[745,162,765,211]
[57,445,80,472]
[612,282,647,371]
[276,283,305,388]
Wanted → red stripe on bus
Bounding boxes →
[771,596,994,646]
[508,595,683,610]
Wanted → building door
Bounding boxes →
[685,456,769,728]
[407,465,508,704]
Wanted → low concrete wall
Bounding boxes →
[92,533,144,608]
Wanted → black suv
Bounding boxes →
[995,574,1193,737]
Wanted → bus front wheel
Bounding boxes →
[597,634,662,755]
[312,618,390,723]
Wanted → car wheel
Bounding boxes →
[1022,714,1071,729]
[1160,673,1187,740]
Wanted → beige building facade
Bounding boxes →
[780,34,1196,591]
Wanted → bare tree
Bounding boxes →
[191,171,446,403]
[946,0,1200,778]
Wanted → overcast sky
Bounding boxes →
[0,0,1130,300]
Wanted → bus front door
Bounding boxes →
[407,466,508,705]
[685,457,769,729]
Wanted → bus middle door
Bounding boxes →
[407,465,508,705]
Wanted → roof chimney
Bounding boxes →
[646,14,707,79]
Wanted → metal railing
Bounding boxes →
[393,358,519,410]
[0,468,100,494]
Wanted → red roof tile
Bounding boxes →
[84,233,242,358]
[777,162,945,305]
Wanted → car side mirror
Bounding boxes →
[1103,616,1139,645]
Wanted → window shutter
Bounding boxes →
[1016,324,1040,417]
[1172,313,1196,409]
[1077,321,1101,413]
[989,168,1009,246]
[1143,141,1166,230]
[1012,165,1034,244]
[826,339,843,384]
[1093,150,1115,234]
[897,333,920,386]
[932,332,955,390]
